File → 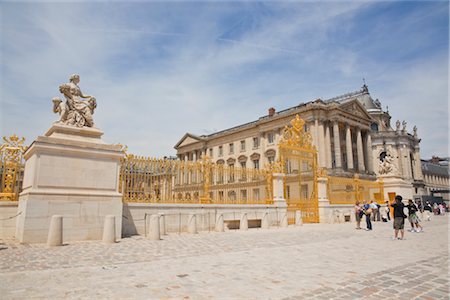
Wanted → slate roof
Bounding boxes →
[421,160,450,177]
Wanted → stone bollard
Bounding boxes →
[280,212,288,227]
[240,213,248,231]
[47,215,63,247]
[187,214,197,234]
[148,215,161,240]
[159,213,166,236]
[295,210,303,226]
[261,212,270,229]
[102,215,116,244]
[215,214,224,232]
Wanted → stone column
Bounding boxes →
[324,124,332,168]
[333,121,342,168]
[193,151,197,162]
[345,125,354,170]
[273,173,287,207]
[365,133,374,173]
[356,128,365,172]
[310,120,318,151]
[318,121,326,168]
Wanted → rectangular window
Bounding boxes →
[253,159,259,169]
[209,148,213,157]
[240,190,247,202]
[268,132,274,144]
[240,161,246,168]
[240,140,246,151]
[229,143,234,154]
[253,188,260,201]
[253,137,259,149]
[219,146,223,157]
[268,156,275,163]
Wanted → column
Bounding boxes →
[333,121,342,168]
[318,121,326,168]
[324,124,332,168]
[345,125,354,170]
[365,133,373,173]
[356,128,365,172]
[310,120,318,151]
[193,151,197,162]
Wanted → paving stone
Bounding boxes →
[0,215,448,299]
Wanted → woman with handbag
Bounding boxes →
[355,201,363,229]
[363,201,373,231]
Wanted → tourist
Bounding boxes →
[355,201,363,229]
[391,195,406,240]
[370,201,378,222]
[433,203,439,215]
[438,203,445,215]
[423,202,432,221]
[406,199,423,232]
[381,201,390,222]
[363,201,372,231]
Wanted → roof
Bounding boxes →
[421,160,450,177]
[175,85,379,149]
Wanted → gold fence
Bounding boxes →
[327,175,384,205]
[120,155,272,204]
[0,135,27,201]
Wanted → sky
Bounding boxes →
[1,1,448,159]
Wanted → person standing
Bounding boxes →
[370,201,378,222]
[424,202,432,221]
[355,201,363,229]
[363,201,373,231]
[407,199,424,232]
[391,195,406,240]
[381,201,390,222]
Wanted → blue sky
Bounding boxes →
[1,1,448,159]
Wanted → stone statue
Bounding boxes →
[396,120,400,131]
[413,125,417,138]
[52,74,97,127]
[402,120,407,132]
[379,154,397,175]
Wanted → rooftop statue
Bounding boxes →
[52,74,97,127]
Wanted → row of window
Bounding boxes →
[211,133,275,157]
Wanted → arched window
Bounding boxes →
[371,123,379,132]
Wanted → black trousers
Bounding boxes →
[366,214,372,230]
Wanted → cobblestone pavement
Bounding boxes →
[0,215,448,299]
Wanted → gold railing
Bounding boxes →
[327,174,384,205]
[0,135,27,201]
[120,154,271,204]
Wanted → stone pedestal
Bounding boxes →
[16,124,124,243]
[380,174,414,201]
[317,176,330,223]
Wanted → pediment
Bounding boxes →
[338,100,372,119]
[174,133,203,149]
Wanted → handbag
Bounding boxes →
[365,208,373,215]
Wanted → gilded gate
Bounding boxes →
[0,135,27,201]
[278,115,319,223]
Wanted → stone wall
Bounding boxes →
[0,202,19,240]
[122,203,287,237]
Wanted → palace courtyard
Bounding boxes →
[0,216,448,299]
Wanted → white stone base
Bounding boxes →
[15,124,124,243]
[380,174,414,201]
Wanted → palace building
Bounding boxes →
[174,85,425,198]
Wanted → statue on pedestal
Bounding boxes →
[52,74,97,127]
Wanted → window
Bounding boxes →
[253,159,259,169]
[240,161,247,180]
[229,143,234,154]
[267,132,274,144]
[253,188,260,201]
[209,148,213,157]
[219,146,223,157]
[240,190,247,202]
[253,137,259,149]
[268,156,275,164]
[240,140,246,151]
[240,161,246,169]
[229,163,235,182]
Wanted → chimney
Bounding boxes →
[268,107,275,117]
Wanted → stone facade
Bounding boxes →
[174,85,424,198]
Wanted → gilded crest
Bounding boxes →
[279,115,314,150]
